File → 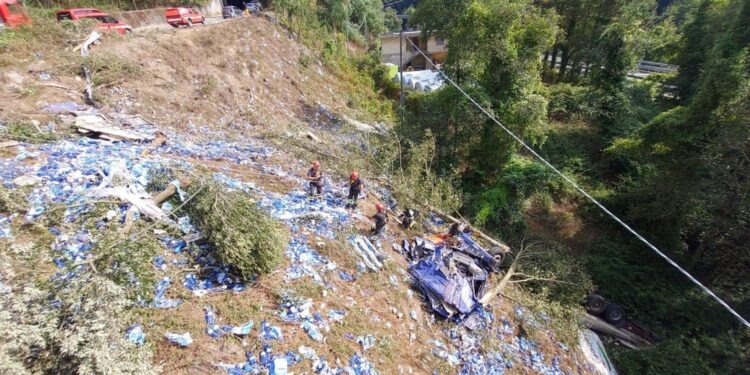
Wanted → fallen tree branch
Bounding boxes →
[77,31,101,107]
[508,277,576,285]
[49,200,122,211]
[370,175,510,252]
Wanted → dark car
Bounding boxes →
[222,5,242,19]
[245,1,261,14]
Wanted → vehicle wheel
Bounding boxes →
[488,246,505,271]
[187,19,193,27]
[492,254,504,271]
[201,17,205,24]
[171,24,178,28]
[586,294,607,315]
[604,303,626,327]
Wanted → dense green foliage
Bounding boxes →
[396,0,750,373]
[186,181,289,279]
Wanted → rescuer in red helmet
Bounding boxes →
[372,202,388,236]
[345,171,364,209]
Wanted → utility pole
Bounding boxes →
[398,15,408,128]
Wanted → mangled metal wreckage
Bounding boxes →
[404,232,506,318]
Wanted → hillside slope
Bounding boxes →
[0,16,593,375]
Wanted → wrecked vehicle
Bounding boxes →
[405,230,505,318]
[0,0,31,29]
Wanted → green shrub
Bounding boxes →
[3,121,58,144]
[77,53,142,87]
[546,83,593,121]
[186,181,288,279]
[92,229,161,300]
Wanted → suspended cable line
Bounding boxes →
[402,37,750,328]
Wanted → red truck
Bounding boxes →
[55,8,132,35]
[0,0,32,29]
[165,7,204,28]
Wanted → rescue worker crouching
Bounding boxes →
[399,208,416,229]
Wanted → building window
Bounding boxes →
[435,37,445,46]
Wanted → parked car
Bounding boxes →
[165,7,204,28]
[245,1,261,14]
[0,0,32,29]
[55,8,132,35]
[222,5,242,19]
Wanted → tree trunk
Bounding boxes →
[567,55,580,81]
[549,46,559,70]
[687,244,705,272]
[558,47,570,81]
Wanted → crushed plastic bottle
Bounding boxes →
[302,321,324,342]
[260,320,283,341]
[205,306,223,338]
[125,324,145,346]
[0,215,11,238]
[152,255,167,271]
[152,277,181,309]
[164,332,192,347]
[327,309,346,322]
[270,357,288,375]
[338,270,355,282]
[432,348,460,366]
[299,346,318,360]
[356,335,376,351]
[349,353,379,375]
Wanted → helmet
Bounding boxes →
[350,171,359,180]
[376,203,385,212]
[312,160,320,168]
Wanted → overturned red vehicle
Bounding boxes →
[0,0,32,28]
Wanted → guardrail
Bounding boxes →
[637,60,678,74]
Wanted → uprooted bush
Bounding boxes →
[0,269,159,375]
[186,181,288,279]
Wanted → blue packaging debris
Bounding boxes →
[0,215,11,238]
[302,321,324,342]
[298,346,318,360]
[278,294,328,341]
[285,351,302,366]
[338,270,355,282]
[125,324,145,346]
[152,255,167,271]
[356,334,376,351]
[205,306,223,338]
[260,320,283,341]
[426,306,567,374]
[270,357,288,375]
[152,277,181,309]
[227,321,255,335]
[388,274,399,287]
[217,351,262,375]
[164,332,192,347]
[259,344,274,368]
[42,101,85,113]
[349,353,379,375]
[327,309,346,322]
[433,348,461,366]
[348,235,384,272]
